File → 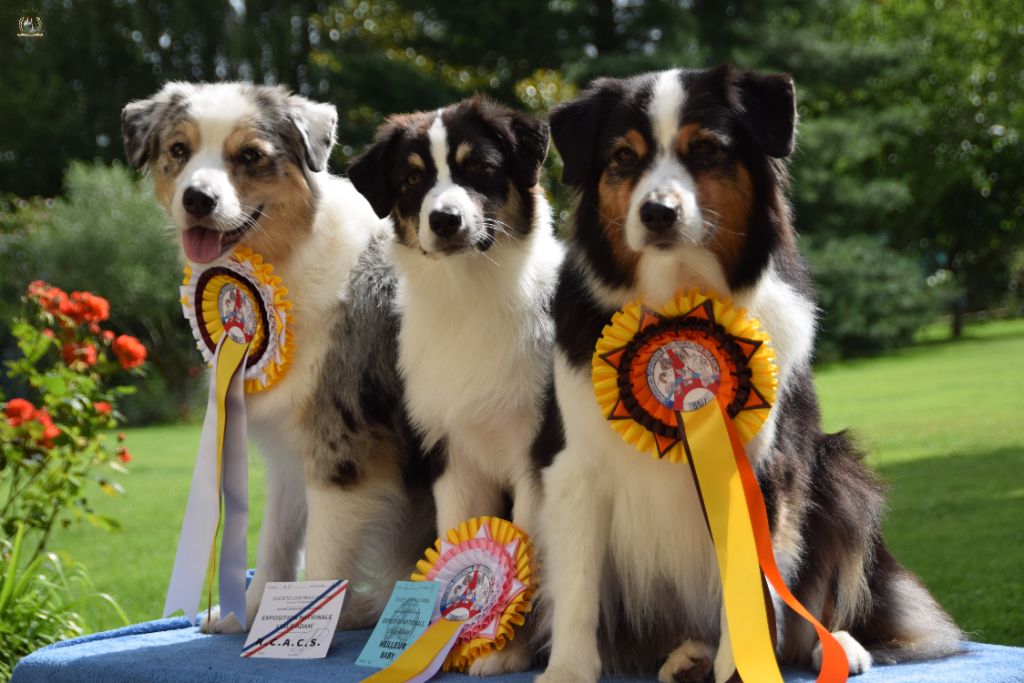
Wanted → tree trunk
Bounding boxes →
[951,297,965,338]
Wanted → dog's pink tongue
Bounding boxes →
[182,227,223,264]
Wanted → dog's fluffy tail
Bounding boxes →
[791,431,963,664]
[858,543,964,663]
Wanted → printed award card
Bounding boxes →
[357,581,442,668]
[241,580,348,659]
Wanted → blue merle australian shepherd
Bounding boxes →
[122,82,437,633]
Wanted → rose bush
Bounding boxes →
[1,281,143,672]
[1,280,147,558]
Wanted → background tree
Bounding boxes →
[2,0,1020,411]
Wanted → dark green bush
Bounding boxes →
[2,162,199,423]
[804,236,953,361]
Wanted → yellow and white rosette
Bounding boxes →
[593,289,848,683]
[180,246,292,393]
[363,517,533,683]
[165,248,292,630]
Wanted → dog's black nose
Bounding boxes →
[183,186,217,218]
[428,207,462,238]
[639,200,679,233]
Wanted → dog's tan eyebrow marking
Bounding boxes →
[455,142,473,164]
[677,124,729,155]
[225,122,276,156]
[614,129,649,158]
[407,153,425,169]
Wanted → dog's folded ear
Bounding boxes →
[122,82,192,170]
[121,96,163,170]
[507,113,550,187]
[469,98,549,188]
[347,124,401,219]
[549,78,619,187]
[734,69,797,159]
[287,96,338,173]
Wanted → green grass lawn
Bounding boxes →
[52,319,1024,645]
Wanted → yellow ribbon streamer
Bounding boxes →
[361,619,463,683]
[206,336,249,622]
[684,400,782,683]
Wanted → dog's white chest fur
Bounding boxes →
[394,228,562,444]
[547,249,818,634]
[393,223,562,519]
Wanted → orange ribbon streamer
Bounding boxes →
[723,408,849,683]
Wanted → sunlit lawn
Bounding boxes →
[53,319,1024,645]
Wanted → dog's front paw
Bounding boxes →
[468,642,532,676]
[199,605,245,634]
[813,630,872,675]
[658,639,715,683]
[535,663,599,683]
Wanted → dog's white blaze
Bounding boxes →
[622,70,706,251]
[172,85,256,230]
[625,159,701,251]
[419,112,477,252]
[650,69,686,153]
[428,111,450,183]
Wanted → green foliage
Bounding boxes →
[4,162,196,423]
[805,236,956,361]
[0,524,128,680]
[1,0,1020,340]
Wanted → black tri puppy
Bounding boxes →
[349,98,564,675]
[532,65,962,683]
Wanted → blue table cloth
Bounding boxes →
[12,618,1024,683]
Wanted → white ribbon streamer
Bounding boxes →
[164,336,249,628]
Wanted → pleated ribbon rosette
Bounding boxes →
[164,248,293,629]
[363,517,533,683]
[592,289,848,683]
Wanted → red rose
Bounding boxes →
[61,342,98,366]
[69,291,110,324]
[94,401,112,415]
[102,330,115,341]
[5,397,35,427]
[27,280,48,298]
[33,409,60,448]
[112,334,147,369]
[37,286,68,317]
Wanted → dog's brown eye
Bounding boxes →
[465,159,489,174]
[612,147,639,168]
[169,142,190,161]
[688,139,722,164]
[240,147,264,165]
[404,170,423,186]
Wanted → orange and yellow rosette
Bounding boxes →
[180,246,293,393]
[363,517,532,683]
[593,290,848,683]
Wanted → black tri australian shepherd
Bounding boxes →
[532,65,961,683]
[348,98,563,674]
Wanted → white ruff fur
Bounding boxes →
[539,70,820,683]
[391,182,563,539]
